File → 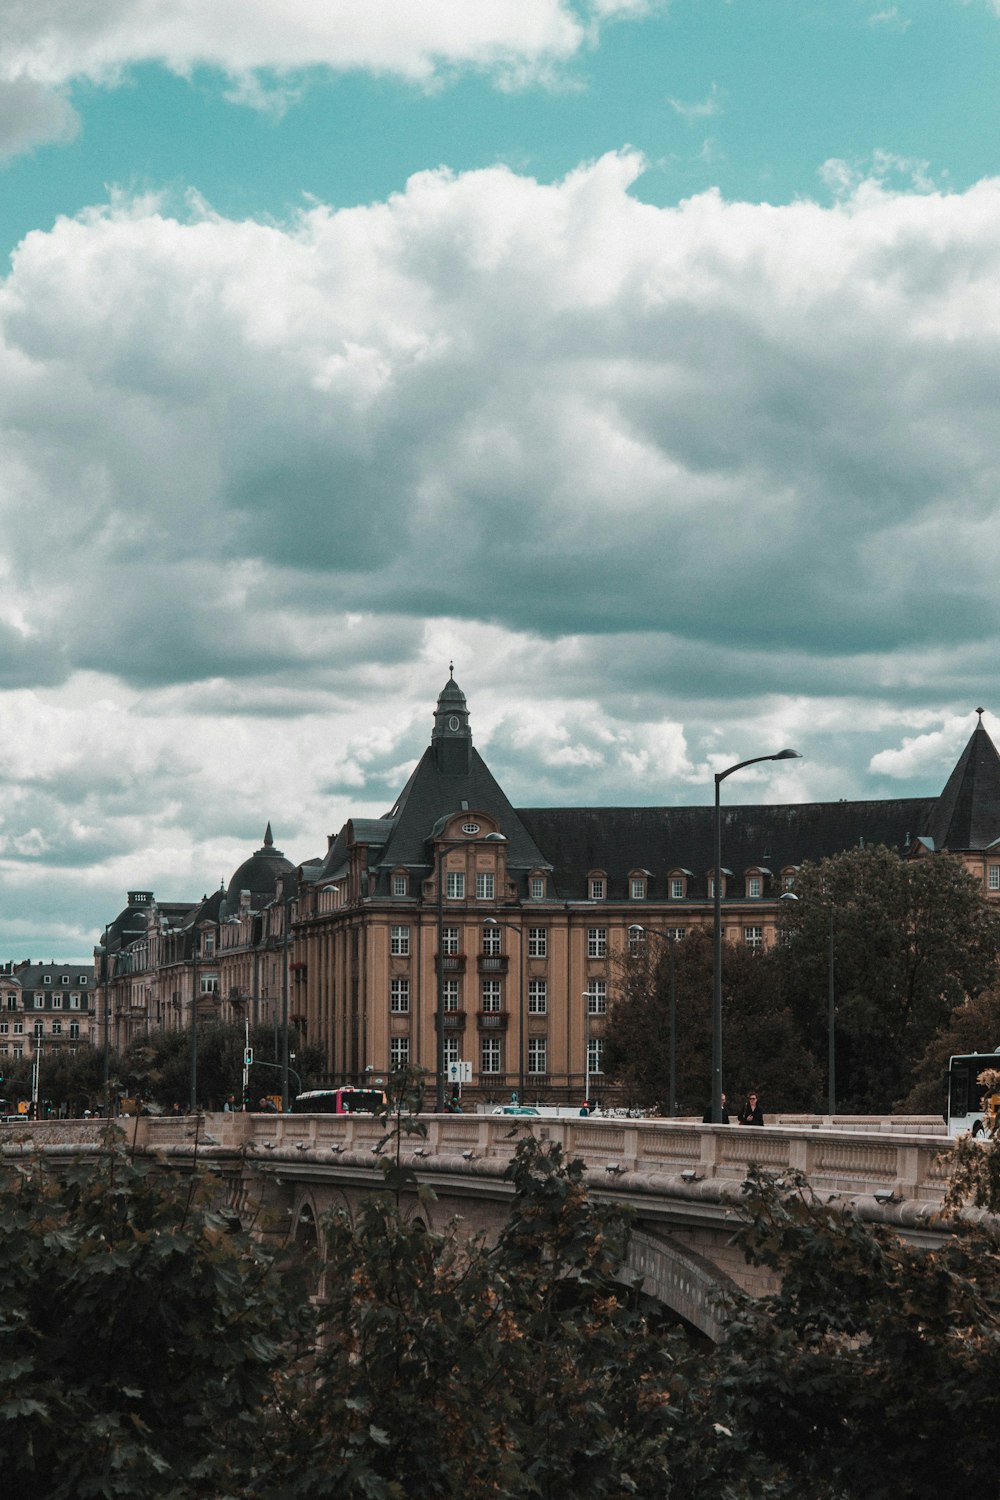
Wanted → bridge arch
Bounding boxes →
[625,1227,739,1342]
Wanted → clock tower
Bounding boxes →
[432,668,473,775]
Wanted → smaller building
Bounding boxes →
[0,960,97,1063]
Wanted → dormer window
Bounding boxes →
[668,869,691,900]
[589,875,606,901]
[781,867,799,892]
[745,867,770,899]
[708,870,731,899]
[392,873,408,897]
[529,875,546,900]
[629,873,647,900]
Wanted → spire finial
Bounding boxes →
[977,707,985,722]
[264,822,273,847]
[449,659,454,678]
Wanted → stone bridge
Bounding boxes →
[1,1112,962,1341]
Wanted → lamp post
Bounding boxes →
[781,892,836,1116]
[483,917,525,1101]
[712,747,801,1124]
[98,927,110,1117]
[629,925,678,1116]
[189,924,199,1113]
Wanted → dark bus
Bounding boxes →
[290,1087,386,1116]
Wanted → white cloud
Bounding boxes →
[667,82,723,121]
[0,1,624,111]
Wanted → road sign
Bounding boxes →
[447,1061,472,1084]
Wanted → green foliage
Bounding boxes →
[778,846,1000,1111]
[0,1136,313,1500]
[711,1167,1000,1498]
[604,928,822,1113]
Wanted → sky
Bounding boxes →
[2,0,1000,960]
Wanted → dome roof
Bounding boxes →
[225,824,294,913]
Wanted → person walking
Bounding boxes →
[738,1092,764,1126]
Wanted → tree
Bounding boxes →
[0,1135,313,1499]
[703,1167,1000,1499]
[778,846,1000,1111]
[604,928,821,1114]
[120,1021,326,1109]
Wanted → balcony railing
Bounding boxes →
[477,1010,509,1029]
[477,954,509,974]
[436,954,466,973]
[435,1010,467,1030]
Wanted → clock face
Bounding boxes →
[448,715,460,731]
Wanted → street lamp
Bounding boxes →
[712,747,801,1124]
[483,917,525,1101]
[628,925,678,1116]
[781,892,836,1116]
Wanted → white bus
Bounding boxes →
[946,1050,1000,1138]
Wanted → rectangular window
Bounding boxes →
[444,1035,459,1066]
[390,925,410,956]
[51,1021,62,1036]
[392,874,408,897]
[528,1037,547,1075]
[6,995,15,1009]
[476,872,495,900]
[69,1022,80,1040]
[52,995,62,1009]
[528,927,547,958]
[670,878,685,899]
[34,996,44,1009]
[530,877,546,899]
[442,926,460,955]
[747,876,762,898]
[481,980,502,1013]
[13,1022,23,1035]
[587,928,607,959]
[446,872,465,900]
[43,975,51,985]
[630,878,645,900]
[586,981,608,1016]
[60,974,69,985]
[200,975,219,994]
[989,865,1000,892]
[528,979,547,1015]
[666,927,686,942]
[482,925,502,956]
[390,1036,410,1069]
[0,1022,7,1034]
[34,1021,44,1038]
[587,1037,605,1076]
[442,979,460,1012]
[69,994,80,1010]
[79,975,88,985]
[589,878,605,901]
[481,1037,502,1074]
[390,978,410,1014]
[628,926,645,956]
[744,927,763,949]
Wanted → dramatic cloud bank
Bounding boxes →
[2,153,998,951]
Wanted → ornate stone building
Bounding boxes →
[290,684,1000,1103]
